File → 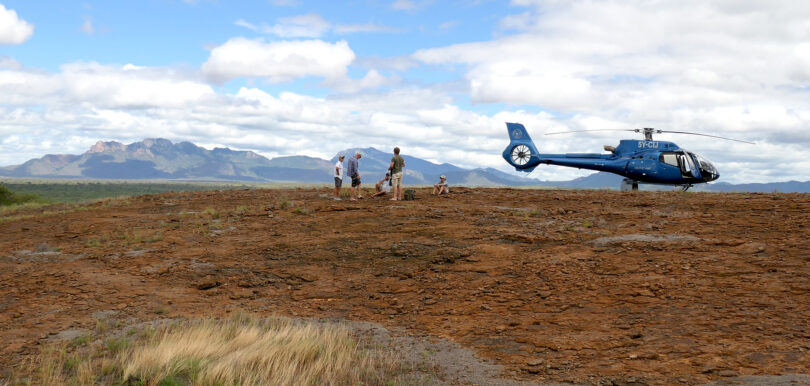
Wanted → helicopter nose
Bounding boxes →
[710,167,719,181]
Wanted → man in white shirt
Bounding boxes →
[333,155,344,200]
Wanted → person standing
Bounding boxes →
[389,147,405,201]
[347,152,363,201]
[333,155,344,200]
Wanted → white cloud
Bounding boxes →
[391,0,416,10]
[234,19,258,31]
[467,62,593,110]
[236,14,330,38]
[0,55,21,70]
[0,4,34,45]
[788,43,810,83]
[390,0,434,11]
[237,14,400,37]
[334,23,402,34]
[413,1,810,147]
[0,62,215,108]
[2,56,810,183]
[324,69,395,93]
[438,21,458,30]
[498,12,532,31]
[201,38,356,84]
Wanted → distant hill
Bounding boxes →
[0,139,545,186]
[1,139,272,181]
[533,172,810,193]
[2,139,808,192]
[704,180,810,193]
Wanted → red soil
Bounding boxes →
[1,188,809,384]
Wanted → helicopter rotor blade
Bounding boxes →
[659,130,755,144]
[544,129,636,135]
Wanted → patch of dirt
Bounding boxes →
[2,188,810,384]
[591,233,700,245]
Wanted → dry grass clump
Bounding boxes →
[13,313,401,385]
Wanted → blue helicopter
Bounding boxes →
[502,122,753,191]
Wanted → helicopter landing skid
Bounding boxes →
[620,178,639,192]
[680,184,693,192]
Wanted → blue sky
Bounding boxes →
[2,0,810,183]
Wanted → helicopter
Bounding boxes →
[502,122,753,191]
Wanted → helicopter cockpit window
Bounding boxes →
[660,153,678,166]
[693,153,716,175]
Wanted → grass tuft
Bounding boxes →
[13,314,401,385]
[202,207,220,219]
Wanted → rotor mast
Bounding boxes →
[643,128,655,141]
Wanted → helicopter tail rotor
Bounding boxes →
[503,122,540,172]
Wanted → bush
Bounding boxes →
[0,184,41,206]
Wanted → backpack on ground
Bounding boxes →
[404,189,416,200]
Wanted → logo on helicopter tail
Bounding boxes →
[511,129,523,139]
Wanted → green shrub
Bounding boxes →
[0,184,41,206]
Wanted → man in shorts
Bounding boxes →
[432,175,450,195]
[347,152,363,201]
[388,147,405,201]
[333,155,344,200]
[372,172,392,197]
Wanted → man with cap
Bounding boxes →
[333,155,344,200]
[347,151,363,201]
[432,175,450,195]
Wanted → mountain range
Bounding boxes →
[0,138,543,187]
[2,138,808,192]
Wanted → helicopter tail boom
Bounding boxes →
[502,122,541,172]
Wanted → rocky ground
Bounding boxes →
[1,188,809,384]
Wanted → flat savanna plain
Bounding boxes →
[1,188,809,384]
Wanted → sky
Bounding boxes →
[1,0,809,184]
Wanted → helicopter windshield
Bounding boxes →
[692,153,719,181]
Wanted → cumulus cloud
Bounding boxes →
[413,0,810,147]
[0,62,215,108]
[201,38,356,84]
[0,4,34,45]
[2,56,809,183]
